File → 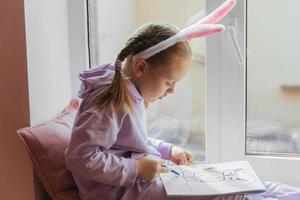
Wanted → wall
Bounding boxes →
[24,0,72,126]
[0,0,34,199]
[0,0,75,199]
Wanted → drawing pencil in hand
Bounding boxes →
[161,164,180,176]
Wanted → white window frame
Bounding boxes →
[206,0,300,187]
[68,0,90,97]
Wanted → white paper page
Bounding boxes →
[160,161,266,196]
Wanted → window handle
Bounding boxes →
[227,17,245,66]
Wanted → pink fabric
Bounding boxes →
[185,26,225,40]
[198,0,237,24]
[17,99,81,200]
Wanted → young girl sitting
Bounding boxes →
[65,1,245,199]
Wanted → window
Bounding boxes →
[246,0,300,156]
[87,0,206,160]
[206,0,300,186]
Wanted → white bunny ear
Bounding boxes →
[133,24,225,60]
[178,24,225,41]
[198,0,237,24]
[132,0,237,60]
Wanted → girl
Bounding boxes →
[65,1,245,199]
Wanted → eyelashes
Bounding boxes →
[166,81,176,86]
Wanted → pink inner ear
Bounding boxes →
[186,28,224,40]
[200,0,236,24]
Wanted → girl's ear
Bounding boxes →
[132,58,149,78]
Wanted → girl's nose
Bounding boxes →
[167,84,176,94]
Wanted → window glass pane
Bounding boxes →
[88,0,206,160]
[247,0,300,156]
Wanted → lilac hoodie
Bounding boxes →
[64,63,173,200]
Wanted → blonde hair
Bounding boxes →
[95,22,192,114]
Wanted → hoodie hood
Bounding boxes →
[77,63,143,103]
[78,63,114,99]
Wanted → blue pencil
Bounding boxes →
[161,164,180,176]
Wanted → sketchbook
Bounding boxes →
[160,160,266,196]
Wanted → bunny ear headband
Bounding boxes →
[114,0,237,70]
[131,0,236,62]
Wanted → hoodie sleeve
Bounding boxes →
[147,137,173,160]
[65,111,137,187]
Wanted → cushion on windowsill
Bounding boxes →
[17,99,81,200]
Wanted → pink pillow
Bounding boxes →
[17,99,81,200]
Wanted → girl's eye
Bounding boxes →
[166,81,176,86]
[166,82,173,86]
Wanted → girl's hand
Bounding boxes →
[169,145,193,165]
[137,158,169,181]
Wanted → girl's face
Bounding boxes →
[132,55,191,102]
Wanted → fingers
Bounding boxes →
[157,159,166,165]
[170,145,195,165]
[186,151,193,164]
[158,165,170,174]
[175,151,193,165]
[178,152,188,165]
[156,160,170,175]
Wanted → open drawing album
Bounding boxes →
[160,160,266,197]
